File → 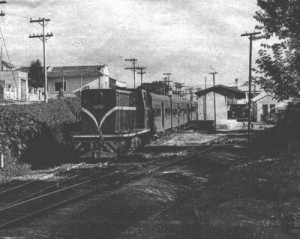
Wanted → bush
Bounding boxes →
[0,97,81,178]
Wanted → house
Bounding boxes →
[0,61,29,101]
[47,65,123,98]
[251,92,289,123]
[236,80,262,104]
[196,85,245,122]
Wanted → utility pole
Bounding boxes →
[174,82,184,99]
[125,58,138,89]
[163,73,172,93]
[136,66,146,86]
[241,31,261,142]
[0,0,6,16]
[159,75,172,96]
[0,0,6,71]
[186,87,194,101]
[204,77,207,120]
[29,18,53,103]
[209,72,218,131]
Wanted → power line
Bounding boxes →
[29,17,53,103]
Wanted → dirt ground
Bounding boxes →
[0,131,300,239]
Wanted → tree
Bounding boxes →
[254,0,300,100]
[28,59,44,87]
[137,81,170,95]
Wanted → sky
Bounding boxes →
[0,0,261,89]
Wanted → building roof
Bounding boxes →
[196,85,245,99]
[251,92,271,102]
[47,65,105,78]
[2,60,15,69]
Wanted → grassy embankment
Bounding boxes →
[0,97,81,180]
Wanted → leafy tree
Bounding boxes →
[28,59,44,87]
[254,0,300,100]
[138,81,170,95]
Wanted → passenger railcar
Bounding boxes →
[72,88,198,157]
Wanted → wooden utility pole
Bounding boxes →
[186,87,194,101]
[29,18,53,103]
[125,58,138,89]
[209,72,218,131]
[174,82,184,98]
[0,0,6,72]
[136,66,146,86]
[159,75,172,96]
[0,0,6,16]
[241,31,261,142]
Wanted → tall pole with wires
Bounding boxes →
[209,72,218,131]
[0,1,6,16]
[0,0,6,71]
[125,58,137,89]
[29,18,53,103]
[241,31,261,142]
[136,66,146,86]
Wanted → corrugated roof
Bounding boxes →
[196,85,245,99]
[48,65,105,78]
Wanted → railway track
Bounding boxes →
[0,133,227,230]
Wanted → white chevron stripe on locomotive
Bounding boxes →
[82,106,136,131]
[82,107,100,130]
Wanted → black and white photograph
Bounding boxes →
[0,0,299,238]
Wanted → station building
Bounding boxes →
[47,65,125,98]
[196,85,245,121]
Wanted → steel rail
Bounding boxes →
[0,135,227,230]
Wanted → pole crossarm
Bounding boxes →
[29,33,53,41]
[241,31,261,38]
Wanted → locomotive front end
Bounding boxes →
[81,89,116,135]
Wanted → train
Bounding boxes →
[72,88,198,157]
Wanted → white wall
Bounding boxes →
[198,92,228,122]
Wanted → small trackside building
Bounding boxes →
[252,92,289,123]
[47,65,119,98]
[0,61,29,101]
[196,85,245,122]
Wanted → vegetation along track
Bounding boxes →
[0,134,227,230]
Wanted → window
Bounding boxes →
[270,104,275,114]
[55,82,66,92]
[154,108,161,117]
[262,105,268,115]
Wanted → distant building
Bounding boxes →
[236,80,262,104]
[47,65,125,98]
[0,61,29,101]
[196,85,245,122]
[251,92,289,123]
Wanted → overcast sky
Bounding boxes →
[0,0,260,89]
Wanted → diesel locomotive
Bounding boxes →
[72,88,198,156]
